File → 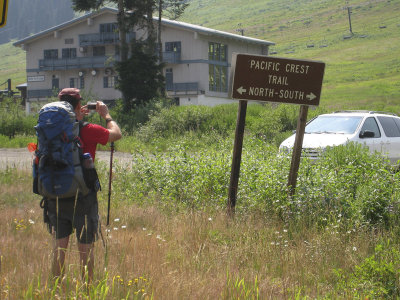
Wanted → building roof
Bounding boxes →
[161,18,274,46]
[13,7,274,47]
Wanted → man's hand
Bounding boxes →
[81,101,121,142]
[96,101,111,120]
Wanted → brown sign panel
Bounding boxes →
[230,53,325,106]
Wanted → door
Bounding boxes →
[166,68,173,91]
[358,117,382,155]
[376,116,400,164]
[52,78,59,90]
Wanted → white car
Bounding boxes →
[279,111,400,165]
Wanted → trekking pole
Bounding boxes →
[106,142,115,226]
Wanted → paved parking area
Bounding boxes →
[0,148,133,170]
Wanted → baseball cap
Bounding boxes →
[58,88,82,100]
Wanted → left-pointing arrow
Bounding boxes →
[237,86,247,95]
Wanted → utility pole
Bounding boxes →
[347,6,353,34]
[7,78,11,95]
[236,23,244,36]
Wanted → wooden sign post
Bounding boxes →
[228,99,247,215]
[229,53,325,211]
[287,105,309,196]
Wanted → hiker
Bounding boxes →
[44,88,122,282]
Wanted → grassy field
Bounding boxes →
[2,141,400,298]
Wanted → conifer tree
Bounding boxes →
[72,0,157,107]
[72,0,188,109]
[115,41,164,110]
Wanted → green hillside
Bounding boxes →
[0,42,26,92]
[181,0,400,111]
[2,0,399,111]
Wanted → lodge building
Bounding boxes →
[13,7,274,113]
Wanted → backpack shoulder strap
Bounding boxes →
[75,121,89,147]
[79,121,89,132]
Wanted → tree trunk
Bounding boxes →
[117,0,128,103]
[118,0,128,62]
[146,1,156,54]
[158,0,166,96]
[158,0,163,62]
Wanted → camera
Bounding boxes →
[87,102,96,110]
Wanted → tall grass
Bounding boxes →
[2,143,400,298]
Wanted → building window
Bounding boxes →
[62,48,77,58]
[261,45,269,56]
[44,49,58,59]
[208,42,227,62]
[100,23,118,33]
[93,46,105,56]
[69,78,78,88]
[65,38,74,44]
[165,41,181,52]
[103,76,117,88]
[80,77,85,89]
[209,65,228,92]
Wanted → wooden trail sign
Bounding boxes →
[228,53,325,211]
[230,53,325,105]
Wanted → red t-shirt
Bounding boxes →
[79,123,109,160]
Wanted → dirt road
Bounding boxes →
[0,148,133,170]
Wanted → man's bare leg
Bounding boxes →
[52,236,69,280]
[78,242,94,283]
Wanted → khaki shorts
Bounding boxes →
[47,191,99,244]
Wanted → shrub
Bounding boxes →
[335,241,400,298]
[114,137,400,230]
[112,97,176,134]
[0,97,36,137]
[292,143,399,227]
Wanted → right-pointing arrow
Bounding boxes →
[306,92,316,101]
[237,86,247,95]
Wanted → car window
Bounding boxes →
[394,118,400,134]
[305,116,362,134]
[360,117,381,138]
[377,116,400,137]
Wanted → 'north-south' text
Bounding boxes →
[248,87,305,100]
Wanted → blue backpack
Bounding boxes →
[33,101,90,199]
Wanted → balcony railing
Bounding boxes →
[166,82,199,94]
[39,56,114,71]
[27,89,54,98]
[79,32,136,46]
[162,51,181,64]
